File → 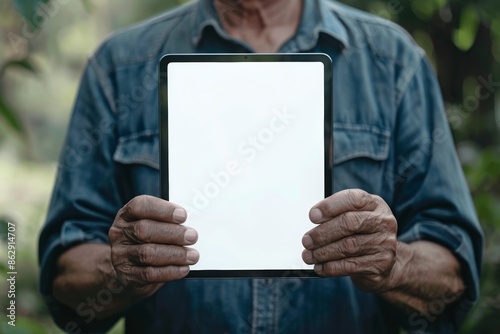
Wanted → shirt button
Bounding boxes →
[263,278,273,287]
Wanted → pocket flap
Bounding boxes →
[334,124,390,164]
[113,130,159,169]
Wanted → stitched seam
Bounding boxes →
[87,56,117,114]
[334,123,390,136]
[395,57,425,108]
[117,130,159,144]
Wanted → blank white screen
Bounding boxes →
[168,61,324,270]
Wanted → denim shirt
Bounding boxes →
[38,0,483,333]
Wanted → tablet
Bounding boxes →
[159,53,333,278]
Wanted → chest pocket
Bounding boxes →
[113,130,160,198]
[112,126,391,199]
[333,123,391,196]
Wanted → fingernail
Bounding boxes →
[179,266,189,276]
[302,234,314,249]
[184,228,198,243]
[315,264,323,274]
[173,208,187,223]
[186,250,199,263]
[302,250,313,263]
[310,208,323,222]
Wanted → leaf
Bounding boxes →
[411,0,446,20]
[0,59,33,137]
[0,58,38,78]
[11,0,50,29]
[453,5,480,51]
[0,95,24,135]
[411,1,435,20]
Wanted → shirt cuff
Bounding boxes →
[39,221,118,332]
[399,220,480,332]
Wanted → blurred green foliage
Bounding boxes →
[0,58,36,136]
[0,0,499,333]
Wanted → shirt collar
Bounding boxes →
[190,0,228,47]
[191,0,349,51]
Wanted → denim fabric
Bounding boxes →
[38,0,483,333]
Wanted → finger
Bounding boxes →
[127,265,191,284]
[121,219,198,245]
[309,189,379,224]
[128,244,199,266]
[119,195,187,224]
[303,211,393,249]
[302,234,381,264]
[314,253,394,277]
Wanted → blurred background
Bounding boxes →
[0,0,498,333]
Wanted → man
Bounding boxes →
[39,0,483,333]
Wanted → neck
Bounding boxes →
[215,0,302,30]
[214,0,303,52]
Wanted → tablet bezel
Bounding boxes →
[158,53,333,278]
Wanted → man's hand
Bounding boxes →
[302,189,399,293]
[109,195,199,298]
[52,195,199,322]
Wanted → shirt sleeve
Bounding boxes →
[391,57,484,332]
[38,53,124,332]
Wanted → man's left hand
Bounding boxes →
[302,189,400,293]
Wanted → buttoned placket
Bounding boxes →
[250,278,280,334]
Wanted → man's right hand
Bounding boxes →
[51,196,198,324]
[108,195,199,298]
